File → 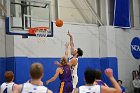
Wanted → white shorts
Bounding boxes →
[72,75,78,88]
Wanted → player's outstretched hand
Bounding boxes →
[65,42,69,48]
[46,80,49,85]
[105,68,113,78]
[67,31,72,37]
[54,61,59,65]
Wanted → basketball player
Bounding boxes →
[46,56,73,93]
[117,80,125,93]
[13,62,53,93]
[67,31,83,89]
[74,68,121,93]
[0,71,17,93]
[93,69,108,87]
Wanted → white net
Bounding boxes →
[35,28,49,43]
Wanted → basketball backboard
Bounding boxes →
[5,0,53,37]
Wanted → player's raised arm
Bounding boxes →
[101,68,121,93]
[68,31,75,55]
[65,42,69,58]
[54,42,69,67]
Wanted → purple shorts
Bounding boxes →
[59,81,73,93]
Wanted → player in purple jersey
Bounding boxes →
[46,56,73,93]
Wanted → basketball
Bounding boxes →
[55,19,63,27]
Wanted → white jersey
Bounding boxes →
[0,82,14,93]
[69,57,78,88]
[78,85,101,93]
[21,83,48,93]
[70,57,78,76]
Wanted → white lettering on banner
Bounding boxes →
[131,45,140,51]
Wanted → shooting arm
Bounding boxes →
[70,35,75,55]
[68,32,75,55]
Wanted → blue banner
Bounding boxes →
[113,0,130,28]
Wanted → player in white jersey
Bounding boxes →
[74,68,121,93]
[78,85,101,93]
[68,32,83,89]
[13,62,53,93]
[69,57,78,88]
[55,39,83,90]
[0,71,17,93]
[21,82,48,93]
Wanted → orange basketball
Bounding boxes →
[55,19,63,27]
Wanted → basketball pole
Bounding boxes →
[55,0,60,19]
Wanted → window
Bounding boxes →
[130,0,140,28]
[0,0,6,17]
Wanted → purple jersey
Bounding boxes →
[59,65,72,82]
[96,80,106,86]
[59,65,73,93]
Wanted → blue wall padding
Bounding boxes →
[77,58,101,87]
[0,58,6,84]
[6,57,15,72]
[0,57,118,93]
[14,57,30,83]
[100,57,118,87]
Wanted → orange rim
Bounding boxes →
[28,27,49,35]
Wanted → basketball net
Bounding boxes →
[28,27,49,43]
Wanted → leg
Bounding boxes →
[135,88,139,93]
[138,88,140,93]
[59,82,65,93]
[72,76,78,88]
[72,76,78,93]
[63,82,73,93]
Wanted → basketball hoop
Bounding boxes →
[28,27,49,43]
